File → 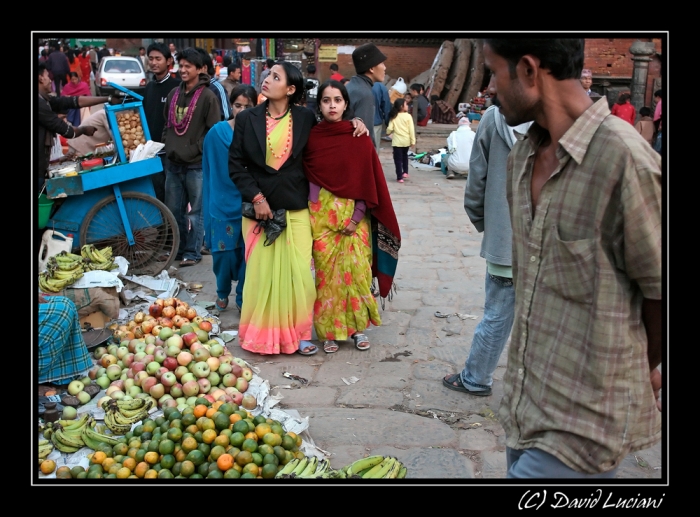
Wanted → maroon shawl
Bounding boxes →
[303,120,401,298]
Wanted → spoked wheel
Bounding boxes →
[80,191,180,276]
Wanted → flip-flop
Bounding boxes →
[323,341,339,353]
[179,258,201,267]
[297,341,318,356]
[351,333,370,351]
[216,298,228,310]
[442,373,492,396]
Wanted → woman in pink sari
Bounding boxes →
[61,72,92,127]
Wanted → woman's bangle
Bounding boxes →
[254,197,266,206]
[252,192,265,203]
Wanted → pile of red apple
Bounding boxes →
[89,297,257,413]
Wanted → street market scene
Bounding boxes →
[34,34,665,486]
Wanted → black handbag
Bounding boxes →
[241,202,287,246]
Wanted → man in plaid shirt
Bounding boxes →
[483,38,663,478]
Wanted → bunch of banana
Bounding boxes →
[81,425,121,450]
[38,439,54,464]
[81,244,117,271]
[50,413,92,453]
[102,398,152,435]
[277,456,332,479]
[39,259,84,292]
[341,455,408,479]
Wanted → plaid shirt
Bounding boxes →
[500,97,662,474]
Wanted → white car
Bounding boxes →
[95,56,147,97]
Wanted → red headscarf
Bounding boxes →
[303,120,401,297]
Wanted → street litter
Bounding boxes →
[283,372,309,386]
[341,376,360,385]
[434,311,478,320]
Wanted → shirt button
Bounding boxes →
[530,256,536,262]
[518,368,524,376]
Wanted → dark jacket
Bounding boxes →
[229,102,317,210]
[414,93,429,122]
[162,73,221,166]
[46,51,70,77]
[143,72,181,143]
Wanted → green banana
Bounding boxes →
[291,457,308,476]
[276,458,300,478]
[83,425,121,446]
[39,273,60,292]
[80,430,103,451]
[346,454,385,476]
[60,413,91,431]
[38,443,54,459]
[90,245,108,263]
[53,430,84,450]
[397,466,407,479]
[112,408,148,426]
[295,456,317,478]
[363,457,396,479]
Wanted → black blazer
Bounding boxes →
[229,102,317,211]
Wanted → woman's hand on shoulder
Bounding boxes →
[351,118,369,137]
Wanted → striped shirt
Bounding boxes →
[500,97,662,474]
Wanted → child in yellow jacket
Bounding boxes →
[386,98,416,183]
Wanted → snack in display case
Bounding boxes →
[115,109,147,155]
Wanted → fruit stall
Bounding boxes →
[37,296,407,481]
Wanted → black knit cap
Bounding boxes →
[352,43,387,74]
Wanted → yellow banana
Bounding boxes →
[39,273,59,292]
[291,457,308,476]
[112,408,148,425]
[99,246,113,260]
[53,429,85,449]
[60,413,91,431]
[275,458,299,478]
[384,458,403,479]
[397,466,407,479]
[363,457,396,479]
[119,403,152,419]
[80,245,92,260]
[103,411,131,435]
[295,456,317,477]
[346,454,385,476]
[89,244,108,263]
[115,398,146,411]
[51,433,81,453]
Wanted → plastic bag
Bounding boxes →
[393,77,407,94]
[241,204,287,246]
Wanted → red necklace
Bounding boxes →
[266,110,292,159]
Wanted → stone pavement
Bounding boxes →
[172,142,662,480]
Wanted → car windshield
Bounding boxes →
[104,60,141,73]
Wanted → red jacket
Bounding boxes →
[611,102,636,125]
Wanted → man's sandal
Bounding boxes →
[323,341,339,354]
[351,333,370,351]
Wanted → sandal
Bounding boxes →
[323,340,339,354]
[351,333,370,351]
[216,298,228,310]
[179,258,201,267]
[297,341,318,356]
[442,373,492,396]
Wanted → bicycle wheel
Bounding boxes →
[80,191,180,275]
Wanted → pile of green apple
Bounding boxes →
[90,299,257,414]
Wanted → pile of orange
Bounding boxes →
[49,398,308,480]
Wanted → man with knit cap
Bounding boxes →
[345,43,387,130]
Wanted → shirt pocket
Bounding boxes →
[540,225,596,305]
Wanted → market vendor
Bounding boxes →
[38,294,93,386]
[67,109,113,158]
[37,61,114,191]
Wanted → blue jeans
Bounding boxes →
[460,270,515,390]
[165,163,203,262]
[212,248,245,309]
[506,447,618,478]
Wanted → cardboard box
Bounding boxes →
[79,310,111,329]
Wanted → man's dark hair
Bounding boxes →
[654,89,663,99]
[147,42,171,62]
[228,63,241,75]
[38,61,47,79]
[139,46,145,51]
[265,58,275,68]
[193,48,215,76]
[484,38,585,81]
[409,83,422,94]
[223,55,232,68]
[178,47,206,70]
[329,63,339,71]
[616,92,631,104]
[307,64,316,75]
[639,106,652,117]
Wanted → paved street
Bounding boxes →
[174,140,663,480]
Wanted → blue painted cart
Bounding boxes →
[44,84,179,275]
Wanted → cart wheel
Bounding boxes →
[80,191,180,275]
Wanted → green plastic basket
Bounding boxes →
[38,193,54,230]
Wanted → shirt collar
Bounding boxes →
[519,97,610,165]
[154,72,172,84]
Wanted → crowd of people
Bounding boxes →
[36,38,662,480]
